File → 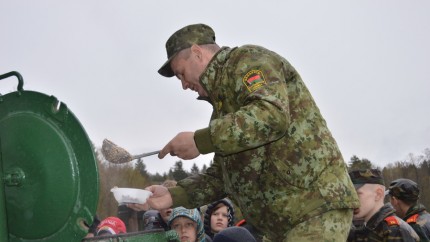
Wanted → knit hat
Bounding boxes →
[168,207,205,242]
[348,169,385,189]
[388,178,420,202]
[204,198,235,237]
[158,23,216,77]
[213,226,257,242]
[96,216,126,235]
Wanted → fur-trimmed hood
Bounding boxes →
[204,198,235,238]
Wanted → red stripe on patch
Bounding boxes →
[247,75,261,83]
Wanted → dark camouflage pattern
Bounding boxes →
[389,178,420,202]
[170,45,359,240]
[404,203,430,241]
[282,209,353,242]
[349,168,385,187]
[158,23,216,77]
[348,203,419,241]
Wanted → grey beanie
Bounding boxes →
[213,227,257,242]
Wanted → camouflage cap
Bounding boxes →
[388,178,420,202]
[158,23,216,77]
[348,169,385,189]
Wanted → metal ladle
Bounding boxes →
[101,139,160,164]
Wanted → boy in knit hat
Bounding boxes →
[388,178,430,241]
[347,169,419,241]
[168,207,209,242]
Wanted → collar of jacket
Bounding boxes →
[404,203,426,219]
[366,203,396,230]
[199,46,235,102]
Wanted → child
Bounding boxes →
[168,207,208,242]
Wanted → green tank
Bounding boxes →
[0,72,178,242]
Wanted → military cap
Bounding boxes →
[348,169,385,189]
[158,23,216,77]
[388,178,420,202]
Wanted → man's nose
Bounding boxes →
[181,80,188,90]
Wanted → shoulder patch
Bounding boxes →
[384,216,400,226]
[242,70,267,92]
[236,219,246,227]
[406,214,419,224]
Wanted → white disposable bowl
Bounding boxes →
[110,187,152,204]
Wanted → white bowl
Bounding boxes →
[110,187,152,204]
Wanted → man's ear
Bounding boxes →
[190,44,202,59]
[376,185,386,201]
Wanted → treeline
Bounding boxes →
[96,147,430,220]
[348,148,430,209]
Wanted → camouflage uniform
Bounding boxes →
[166,40,359,241]
[403,203,430,242]
[347,170,420,241]
[348,203,419,241]
[389,179,430,241]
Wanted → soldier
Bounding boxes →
[388,178,430,241]
[145,23,359,241]
[348,169,419,241]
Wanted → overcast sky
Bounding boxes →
[1,1,429,174]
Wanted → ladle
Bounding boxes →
[101,139,160,164]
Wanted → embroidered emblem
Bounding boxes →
[242,70,266,92]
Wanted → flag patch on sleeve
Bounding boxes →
[242,70,266,92]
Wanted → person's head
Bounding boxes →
[212,226,257,242]
[387,178,420,218]
[158,23,221,97]
[95,216,127,236]
[168,207,205,242]
[349,169,386,222]
[142,210,164,231]
[204,198,235,236]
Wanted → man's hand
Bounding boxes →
[158,132,200,160]
[126,203,149,212]
[145,185,174,210]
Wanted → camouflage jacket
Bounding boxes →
[169,45,359,240]
[350,203,419,241]
[404,203,430,241]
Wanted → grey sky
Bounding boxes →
[1,1,429,174]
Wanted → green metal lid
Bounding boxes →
[0,72,99,241]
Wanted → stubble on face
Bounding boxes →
[170,48,208,97]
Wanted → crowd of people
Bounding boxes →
[83,170,430,242]
[85,199,252,241]
[85,23,429,241]
[83,179,254,242]
[347,169,430,241]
